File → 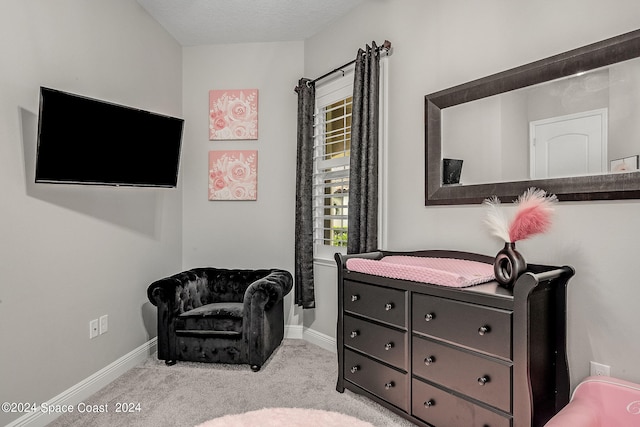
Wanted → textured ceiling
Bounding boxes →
[136,0,365,46]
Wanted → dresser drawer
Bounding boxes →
[412,293,512,359]
[413,336,512,412]
[344,349,408,411]
[412,378,512,427]
[344,280,406,328]
[344,315,407,370]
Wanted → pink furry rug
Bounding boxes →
[195,407,375,427]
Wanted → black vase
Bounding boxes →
[493,242,527,290]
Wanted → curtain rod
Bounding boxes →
[303,40,392,88]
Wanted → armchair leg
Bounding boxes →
[250,364,261,372]
[165,360,176,366]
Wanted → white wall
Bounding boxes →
[181,41,303,327]
[304,0,640,389]
[0,1,183,425]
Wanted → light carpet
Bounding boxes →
[195,407,375,427]
[48,339,415,427]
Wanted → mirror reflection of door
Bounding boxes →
[529,109,608,179]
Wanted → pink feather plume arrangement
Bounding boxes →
[483,187,557,243]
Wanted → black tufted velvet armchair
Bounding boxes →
[147,268,293,371]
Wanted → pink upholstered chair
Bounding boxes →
[545,376,640,427]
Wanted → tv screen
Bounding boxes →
[35,87,184,187]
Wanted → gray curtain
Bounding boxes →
[347,42,380,254]
[294,78,316,308]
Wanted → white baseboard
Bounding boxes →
[6,338,157,427]
[284,324,303,339]
[286,324,335,353]
[302,327,336,353]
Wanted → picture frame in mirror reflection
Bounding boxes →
[610,155,639,172]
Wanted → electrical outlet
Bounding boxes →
[99,315,108,335]
[89,319,99,339]
[590,361,610,376]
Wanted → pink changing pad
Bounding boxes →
[345,255,495,288]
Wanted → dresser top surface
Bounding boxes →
[338,249,573,307]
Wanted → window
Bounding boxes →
[313,71,353,260]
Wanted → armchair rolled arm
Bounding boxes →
[147,275,187,364]
[243,269,293,310]
[147,277,183,308]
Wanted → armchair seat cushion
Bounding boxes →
[180,302,244,318]
[176,302,244,335]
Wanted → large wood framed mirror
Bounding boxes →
[425,29,640,205]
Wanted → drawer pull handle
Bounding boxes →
[478,325,491,336]
[351,295,360,302]
[424,399,435,408]
[350,365,360,374]
[384,381,395,390]
[350,330,359,338]
[384,342,394,350]
[478,375,490,386]
[424,356,435,365]
[384,302,394,311]
[424,313,435,322]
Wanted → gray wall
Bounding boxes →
[180,41,303,327]
[0,1,182,425]
[304,0,640,390]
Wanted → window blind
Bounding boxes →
[313,95,352,250]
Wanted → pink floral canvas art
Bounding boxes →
[208,150,258,200]
[209,89,258,140]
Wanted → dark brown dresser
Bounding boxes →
[335,250,574,427]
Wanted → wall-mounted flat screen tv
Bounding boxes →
[35,87,184,187]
